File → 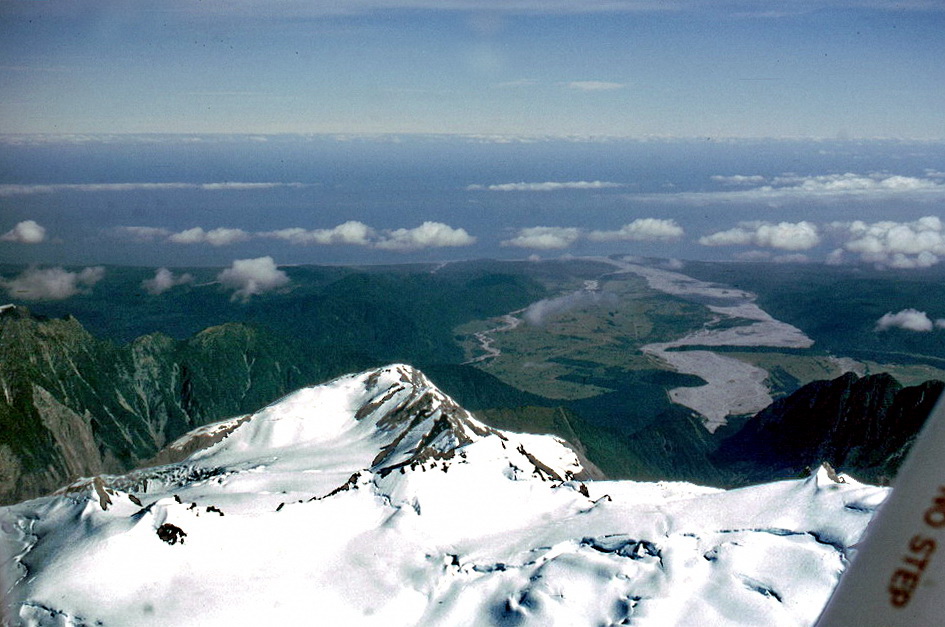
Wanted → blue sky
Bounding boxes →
[1,0,943,138]
[2,1,945,301]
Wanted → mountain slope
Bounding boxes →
[0,306,365,504]
[0,365,887,626]
[713,372,944,485]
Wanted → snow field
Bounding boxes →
[1,366,887,626]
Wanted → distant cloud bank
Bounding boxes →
[503,219,684,249]
[643,172,945,205]
[0,182,308,196]
[828,216,945,269]
[169,227,251,247]
[696,215,945,270]
[700,221,820,251]
[115,221,476,252]
[466,180,623,192]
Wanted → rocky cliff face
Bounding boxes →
[713,371,944,485]
[0,306,345,504]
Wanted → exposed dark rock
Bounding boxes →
[713,372,944,485]
[156,523,187,545]
[0,309,339,504]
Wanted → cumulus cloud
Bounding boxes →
[466,180,623,192]
[374,221,476,251]
[217,257,290,302]
[0,266,104,301]
[115,220,474,251]
[1,220,46,244]
[502,226,581,250]
[874,309,945,332]
[168,227,251,246]
[699,221,821,251]
[567,81,625,91]
[588,218,684,242]
[834,216,945,268]
[141,268,195,295]
[773,173,941,194]
[0,182,307,196]
[263,221,374,246]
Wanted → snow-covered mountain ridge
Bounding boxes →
[1,364,887,626]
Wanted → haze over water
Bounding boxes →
[1,1,943,270]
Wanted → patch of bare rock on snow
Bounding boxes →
[0,365,885,626]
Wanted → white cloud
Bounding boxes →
[0,266,104,301]
[1,220,46,244]
[567,81,625,91]
[217,257,290,302]
[467,180,623,192]
[0,182,307,196]
[264,221,375,246]
[523,290,616,326]
[637,173,945,205]
[774,173,941,194]
[115,220,473,251]
[875,309,937,332]
[375,221,476,251]
[502,226,581,250]
[112,226,173,241]
[141,268,195,295]
[588,218,684,242]
[835,216,945,267]
[699,221,820,251]
[710,175,767,186]
[168,227,251,246]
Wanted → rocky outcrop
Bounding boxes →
[0,306,341,504]
[713,372,944,485]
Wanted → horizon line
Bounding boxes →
[2,132,944,145]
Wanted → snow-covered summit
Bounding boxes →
[191,364,570,473]
[0,365,886,626]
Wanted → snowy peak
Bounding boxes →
[154,364,584,500]
[187,364,489,465]
[355,364,495,471]
[0,365,890,627]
